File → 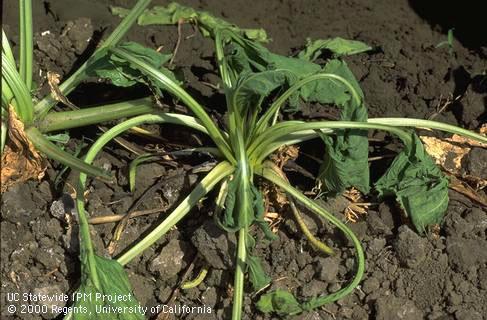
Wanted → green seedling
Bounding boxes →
[436,28,455,55]
[69,3,486,319]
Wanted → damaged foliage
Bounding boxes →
[1,107,45,192]
[375,134,449,233]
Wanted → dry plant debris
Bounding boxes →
[1,107,46,192]
[343,187,370,223]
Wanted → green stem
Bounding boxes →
[1,119,7,153]
[2,52,33,123]
[76,174,101,288]
[19,0,33,90]
[118,161,233,265]
[25,127,110,179]
[33,0,153,117]
[367,118,487,143]
[250,121,412,164]
[232,227,247,320]
[37,98,156,132]
[230,134,251,320]
[258,162,365,310]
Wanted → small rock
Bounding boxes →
[393,225,427,268]
[378,202,395,229]
[36,33,61,60]
[464,147,487,179]
[191,220,236,269]
[443,211,473,237]
[300,280,327,297]
[448,291,462,305]
[446,237,487,273]
[375,296,423,320]
[32,285,66,319]
[367,211,393,236]
[340,306,354,318]
[465,207,487,235]
[362,277,380,294]
[316,256,340,282]
[201,287,218,307]
[205,269,229,287]
[149,239,190,280]
[297,264,315,283]
[157,286,173,303]
[65,18,93,54]
[127,272,154,306]
[368,238,387,255]
[352,306,368,320]
[454,309,483,320]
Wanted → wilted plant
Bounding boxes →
[69,2,486,319]
[4,1,486,320]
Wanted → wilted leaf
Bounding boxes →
[233,70,297,117]
[375,134,449,233]
[111,2,268,42]
[89,42,174,89]
[70,255,144,320]
[298,37,372,61]
[316,61,369,195]
[1,107,46,192]
[420,134,486,188]
[420,135,469,171]
[224,33,370,194]
[246,254,271,291]
[256,289,303,315]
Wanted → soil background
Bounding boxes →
[1,0,486,320]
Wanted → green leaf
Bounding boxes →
[45,133,70,144]
[90,42,174,88]
[317,60,370,194]
[374,134,449,233]
[111,2,268,42]
[298,37,372,61]
[70,255,144,320]
[256,289,303,316]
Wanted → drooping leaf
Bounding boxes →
[298,37,372,61]
[111,2,268,42]
[216,173,275,292]
[256,289,303,316]
[244,231,272,292]
[223,32,370,193]
[246,254,272,291]
[70,255,145,320]
[375,133,449,233]
[251,185,278,241]
[232,70,297,123]
[316,60,370,194]
[89,41,175,88]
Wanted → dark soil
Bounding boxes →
[2,1,486,320]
